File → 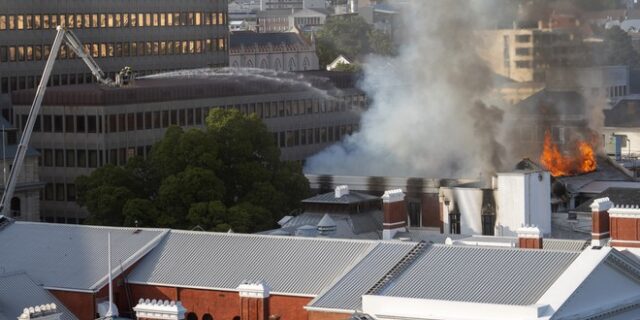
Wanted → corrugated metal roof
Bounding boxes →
[543,239,588,251]
[0,222,167,291]
[127,231,384,296]
[308,242,416,311]
[268,211,382,239]
[380,245,580,305]
[302,191,379,204]
[0,273,78,320]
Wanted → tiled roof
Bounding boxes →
[308,242,416,311]
[127,231,387,296]
[302,191,379,204]
[379,245,580,305]
[0,272,77,320]
[0,222,167,291]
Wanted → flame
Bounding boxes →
[540,130,596,177]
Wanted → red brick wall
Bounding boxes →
[383,201,406,229]
[241,297,267,320]
[308,310,352,320]
[592,211,610,238]
[421,193,440,228]
[49,289,95,320]
[518,237,543,249]
[129,284,313,320]
[611,217,640,242]
[268,295,312,320]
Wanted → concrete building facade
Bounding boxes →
[12,71,364,222]
[478,27,582,83]
[0,0,229,120]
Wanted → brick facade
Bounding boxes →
[383,201,406,229]
[518,237,543,249]
[592,210,610,240]
[128,284,313,320]
[307,310,352,320]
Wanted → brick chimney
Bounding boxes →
[133,299,187,320]
[237,281,270,320]
[590,197,612,247]
[382,189,407,240]
[516,226,543,249]
[608,204,640,248]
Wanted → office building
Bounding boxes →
[11,71,364,222]
[0,0,229,119]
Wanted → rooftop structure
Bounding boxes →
[0,219,639,320]
[0,273,76,320]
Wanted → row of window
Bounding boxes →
[43,182,76,202]
[35,123,358,170]
[0,12,226,31]
[0,38,226,63]
[274,124,358,148]
[16,96,365,134]
[0,67,231,94]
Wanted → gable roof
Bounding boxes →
[0,272,77,320]
[264,210,383,239]
[127,231,400,296]
[0,222,168,292]
[378,245,581,305]
[515,90,588,117]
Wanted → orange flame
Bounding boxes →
[540,130,596,177]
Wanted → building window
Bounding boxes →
[67,183,76,201]
[10,197,20,217]
[515,34,531,43]
[408,202,421,227]
[54,115,63,132]
[186,313,198,320]
[449,209,461,234]
[55,183,65,201]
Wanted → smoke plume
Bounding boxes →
[305,0,509,178]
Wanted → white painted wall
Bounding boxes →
[362,295,545,320]
[447,188,483,235]
[495,171,551,236]
[602,127,640,157]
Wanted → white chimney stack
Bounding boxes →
[335,185,349,198]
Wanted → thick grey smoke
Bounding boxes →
[305,0,509,178]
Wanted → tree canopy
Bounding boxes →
[76,109,310,232]
[316,15,395,68]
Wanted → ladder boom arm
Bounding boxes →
[0,26,113,217]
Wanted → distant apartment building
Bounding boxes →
[229,31,319,71]
[257,8,327,32]
[478,27,582,82]
[11,71,364,223]
[0,0,229,120]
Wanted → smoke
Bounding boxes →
[304,0,510,178]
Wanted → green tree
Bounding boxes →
[76,109,310,232]
[315,16,395,67]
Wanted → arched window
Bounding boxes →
[231,60,240,68]
[202,314,213,320]
[303,57,310,71]
[260,59,268,69]
[274,58,281,71]
[232,317,240,320]
[186,312,198,320]
[246,59,254,68]
[288,58,296,71]
[10,197,20,217]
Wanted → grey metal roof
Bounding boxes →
[0,222,167,291]
[542,239,589,252]
[308,242,416,311]
[267,211,382,239]
[572,187,640,214]
[0,272,77,320]
[380,245,581,305]
[302,191,379,204]
[127,231,383,296]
